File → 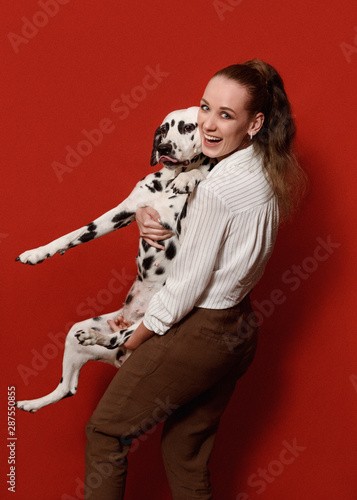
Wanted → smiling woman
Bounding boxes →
[84,59,307,500]
[198,78,263,161]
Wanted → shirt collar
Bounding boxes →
[207,144,256,178]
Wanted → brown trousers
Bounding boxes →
[85,295,258,500]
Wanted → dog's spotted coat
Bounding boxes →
[16,107,216,412]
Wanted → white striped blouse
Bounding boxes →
[143,144,279,335]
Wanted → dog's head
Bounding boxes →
[150,106,202,168]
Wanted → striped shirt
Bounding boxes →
[143,144,279,335]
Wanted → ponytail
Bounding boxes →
[213,60,307,221]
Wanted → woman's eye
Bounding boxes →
[200,104,209,111]
[221,112,231,119]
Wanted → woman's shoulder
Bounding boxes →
[201,150,274,213]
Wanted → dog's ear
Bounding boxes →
[150,126,162,166]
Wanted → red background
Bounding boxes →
[1,1,357,499]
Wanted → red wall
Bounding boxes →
[2,1,356,499]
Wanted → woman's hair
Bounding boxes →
[213,59,307,221]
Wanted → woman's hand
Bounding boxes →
[108,313,132,330]
[136,206,173,250]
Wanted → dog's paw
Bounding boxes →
[171,171,205,194]
[75,329,100,346]
[171,173,192,194]
[16,247,50,265]
[16,400,38,413]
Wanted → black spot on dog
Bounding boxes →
[145,184,156,193]
[178,121,185,134]
[180,200,188,220]
[106,343,119,350]
[177,218,182,235]
[168,195,177,200]
[161,222,172,231]
[63,391,74,399]
[79,222,97,243]
[143,256,154,271]
[141,240,151,253]
[91,327,101,332]
[165,241,176,260]
[112,211,135,229]
[93,316,102,321]
[171,119,175,127]
[116,349,125,360]
[123,330,134,342]
[155,267,165,275]
[152,179,163,192]
[191,135,194,141]
[154,171,162,178]
[125,294,133,305]
[137,275,143,282]
[60,377,63,384]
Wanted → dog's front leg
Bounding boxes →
[16,203,137,265]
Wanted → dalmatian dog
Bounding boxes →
[15,106,216,413]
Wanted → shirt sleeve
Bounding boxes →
[143,184,230,335]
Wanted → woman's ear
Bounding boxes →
[150,126,162,166]
[249,112,265,137]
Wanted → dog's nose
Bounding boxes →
[157,143,172,156]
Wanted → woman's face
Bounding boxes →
[198,75,260,162]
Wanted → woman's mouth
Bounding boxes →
[203,133,223,147]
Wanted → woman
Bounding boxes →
[84,59,306,500]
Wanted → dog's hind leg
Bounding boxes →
[16,314,124,413]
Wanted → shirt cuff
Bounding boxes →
[143,313,169,336]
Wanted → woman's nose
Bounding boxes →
[203,114,217,131]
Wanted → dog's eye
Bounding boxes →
[184,124,196,133]
[160,124,168,136]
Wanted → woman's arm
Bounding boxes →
[143,185,229,335]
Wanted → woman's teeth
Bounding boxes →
[204,133,222,143]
